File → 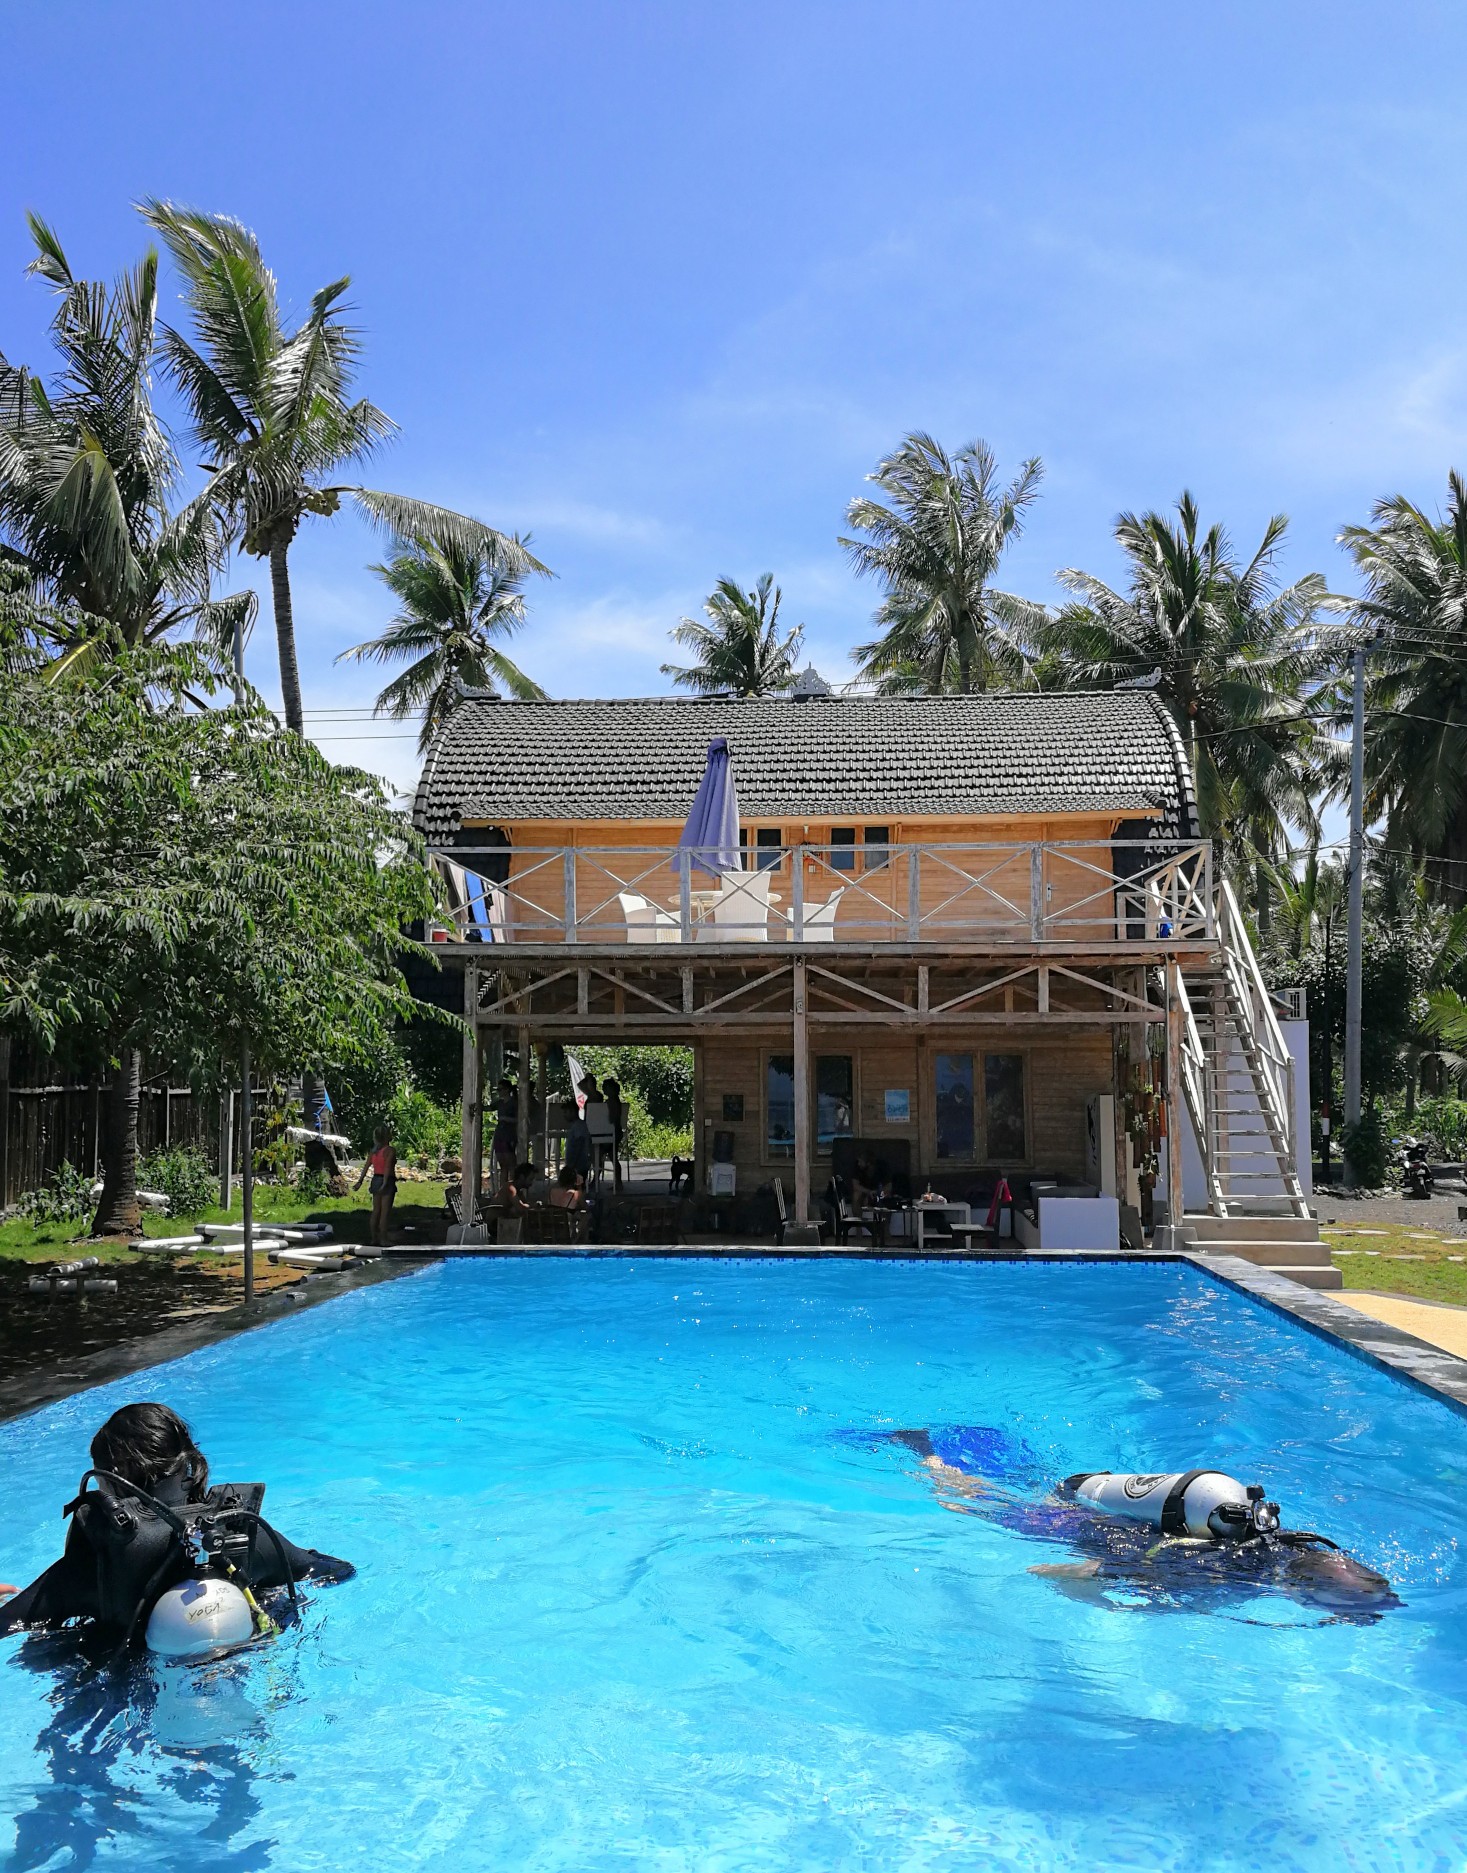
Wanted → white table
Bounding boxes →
[914,1198,971,1250]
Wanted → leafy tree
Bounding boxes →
[0,644,440,1235]
[1038,495,1340,911]
[843,433,1046,694]
[662,573,803,696]
[1338,471,1467,906]
[0,217,253,674]
[139,200,531,733]
[339,523,548,751]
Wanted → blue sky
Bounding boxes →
[6,2,1466,811]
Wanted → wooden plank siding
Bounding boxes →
[460,810,1158,945]
[697,1028,1113,1196]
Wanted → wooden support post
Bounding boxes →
[218,1079,233,1212]
[792,847,805,941]
[1030,844,1044,940]
[1165,957,1186,1228]
[693,1039,706,1194]
[563,851,578,943]
[793,955,810,1222]
[535,1042,548,1165]
[240,1040,254,1304]
[681,966,694,1015]
[907,848,921,941]
[459,967,483,1238]
[576,967,589,1016]
[516,1022,532,1166]
[679,852,693,944]
[1037,965,1050,1014]
[917,964,929,1018]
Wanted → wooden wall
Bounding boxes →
[697,1026,1114,1197]
[460,812,1156,942]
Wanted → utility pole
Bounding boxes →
[1343,644,1366,1183]
[241,1039,254,1303]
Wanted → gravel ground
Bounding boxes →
[1311,1186,1467,1234]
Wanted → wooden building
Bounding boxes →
[413,690,1323,1271]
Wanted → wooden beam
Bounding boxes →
[516,1022,531,1164]
[460,967,482,1237]
[793,955,810,1222]
[1165,957,1186,1224]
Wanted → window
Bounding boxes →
[933,1052,1028,1161]
[815,1055,854,1152]
[984,1054,1027,1160]
[864,825,890,870]
[830,827,857,872]
[755,827,783,872]
[767,1054,795,1157]
[935,1053,975,1160]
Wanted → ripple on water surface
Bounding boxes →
[3,1258,1466,1871]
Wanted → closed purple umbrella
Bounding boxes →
[674,736,741,879]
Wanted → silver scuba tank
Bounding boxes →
[1066,1470,1280,1540]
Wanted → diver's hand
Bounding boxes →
[0,1584,16,1598]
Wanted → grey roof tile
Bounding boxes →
[412,692,1196,840]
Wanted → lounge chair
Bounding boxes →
[702,870,771,942]
[619,891,680,944]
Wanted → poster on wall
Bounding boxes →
[884,1089,911,1123]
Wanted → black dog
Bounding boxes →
[668,1157,694,1198]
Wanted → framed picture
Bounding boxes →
[722,1093,745,1122]
[884,1088,911,1124]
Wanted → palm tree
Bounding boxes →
[1338,473,1467,907]
[662,573,803,696]
[842,433,1047,694]
[339,526,548,751]
[139,200,531,734]
[0,218,255,1234]
[1038,495,1339,869]
[0,218,252,677]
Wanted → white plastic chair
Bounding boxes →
[619,891,680,944]
[798,888,843,942]
[703,870,771,942]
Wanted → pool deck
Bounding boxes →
[4,1244,1467,1425]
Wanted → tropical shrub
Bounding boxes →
[138,1145,213,1218]
[16,1161,94,1224]
[1340,1106,1391,1187]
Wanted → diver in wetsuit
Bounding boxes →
[1,1403,354,1644]
[882,1428,1398,1620]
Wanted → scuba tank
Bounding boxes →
[64,1470,298,1657]
[1064,1470,1280,1540]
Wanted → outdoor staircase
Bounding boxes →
[1170,881,1340,1290]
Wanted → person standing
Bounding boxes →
[355,1128,399,1246]
[602,1076,626,1191]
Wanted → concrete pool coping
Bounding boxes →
[4,1244,1466,1426]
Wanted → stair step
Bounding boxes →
[1192,1239,1329,1266]
[1185,1215,1321,1242]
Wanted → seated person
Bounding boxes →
[549,1164,585,1210]
[1,1402,353,1640]
[523,1162,554,1206]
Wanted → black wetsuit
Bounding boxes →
[2,1474,353,1638]
[886,1427,1397,1618]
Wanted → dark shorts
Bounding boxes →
[370,1173,397,1198]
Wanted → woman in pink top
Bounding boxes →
[354,1126,399,1245]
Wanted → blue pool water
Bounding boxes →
[3,1258,1467,1871]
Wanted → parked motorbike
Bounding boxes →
[1400,1136,1435,1201]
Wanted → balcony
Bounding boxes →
[426,837,1215,952]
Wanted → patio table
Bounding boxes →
[914,1198,971,1251]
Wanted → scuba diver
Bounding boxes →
[876,1427,1398,1621]
[1,1402,354,1657]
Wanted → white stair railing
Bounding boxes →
[1173,966,1226,1214]
[1213,881,1309,1217]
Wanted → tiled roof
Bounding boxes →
[412,692,1197,839]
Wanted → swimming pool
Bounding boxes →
[3,1258,1466,1871]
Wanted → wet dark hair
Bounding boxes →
[90,1403,210,1500]
[557,1163,582,1188]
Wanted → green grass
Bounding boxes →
[0,1179,448,1265]
[1323,1225,1467,1307]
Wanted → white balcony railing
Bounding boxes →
[427,838,1215,949]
